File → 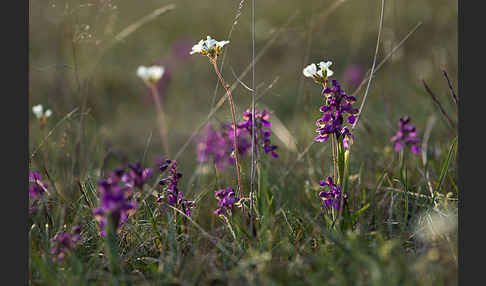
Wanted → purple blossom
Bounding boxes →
[197,124,230,169]
[93,169,137,237]
[315,79,358,148]
[157,159,195,216]
[50,226,82,263]
[121,162,153,190]
[214,186,240,217]
[197,123,251,170]
[224,122,252,158]
[196,109,278,169]
[237,109,278,158]
[318,176,348,211]
[391,116,421,155]
[29,171,48,198]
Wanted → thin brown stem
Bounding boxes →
[41,122,49,171]
[422,80,456,130]
[150,84,170,157]
[211,59,243,198]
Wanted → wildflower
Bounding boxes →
[237,109,278,158]
[121,162,153,190]
[315,79,358,148]
[303,61,334,84]
[214,186,240,217]
[190,36,229,59]
[223,122,252,159]
[197,124,228,169]
[318,176,347,211]
[93,169,137,237]
[137,65,165,85]
[50,226,82,263]
[157,159,194,216]
[29,171,48,198]
[32,104,52,120]
[191,34,243,196]
[391,116,421,154]
[196,123,251,170]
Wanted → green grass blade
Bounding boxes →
[435,137,457,193]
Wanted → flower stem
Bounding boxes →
[105,216,123,285]
[399,149,409,233]
[331,133,338,182]
[150,84,170,157]
[211,59,243,198]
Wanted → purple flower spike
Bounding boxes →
[318,176,347,211]
[391,116,421,155]
[196,109,278,170]
[214,186,240,217]
[29,171,48,198]
[196,123,251,170]
[92,167,141,237]
[237,109,278,158]
[122,162,153,190]
[315,79,357,149]
[156,159,195,217]
[50,226,82,263]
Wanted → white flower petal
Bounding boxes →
[148,66,164,82]
[190,41,204,55]
[216,40,230,48]
[32,104,43,118]
[137,65,165,83]
[303,63,317,77]
[45,109,52,118]
[137,66,148,79]
[318,61,332,69]
[191,36,229,56]
[318,61,334,78]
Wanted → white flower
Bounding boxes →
[302,63,318,78]
[190,36,229,58]
[318,61,333,78]
[303,60,334,83]
[32,104,44,119]
[44,109,52,118]
[32,104,52,119]
[137,65,165,85]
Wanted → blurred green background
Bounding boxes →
[29,0,457,193]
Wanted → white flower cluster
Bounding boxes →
[137,65,165,85]
[190,36,229,59]
[303,61,334,83]
[32,104,52,119]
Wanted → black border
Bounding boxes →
[6,0,28,284]
[457,0,462,284]
[459,1,485,285]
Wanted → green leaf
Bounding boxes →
[435,137,457,193]
[351,203,371,225]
